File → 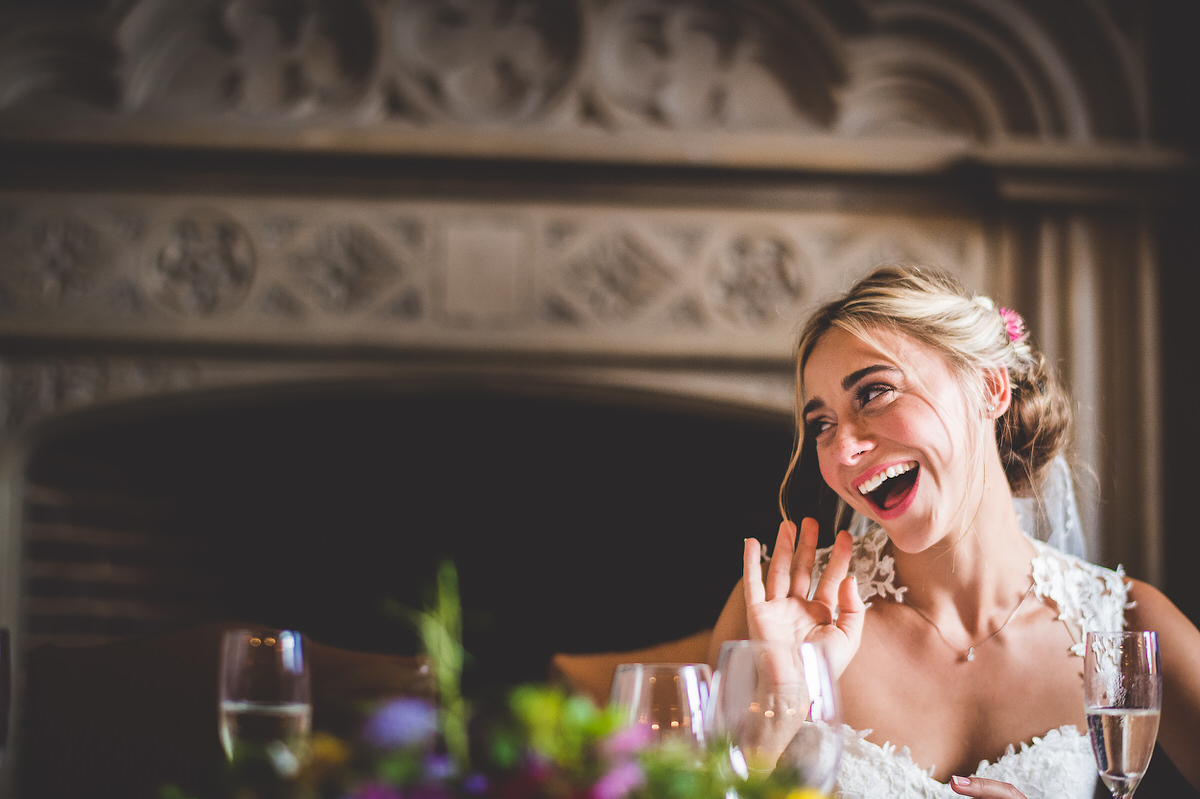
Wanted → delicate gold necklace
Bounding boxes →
[902,578,1037,662]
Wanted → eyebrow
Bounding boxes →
[802,364,900,418]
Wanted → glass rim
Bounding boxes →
[613,661,712,670]
[717,638,830,653]
[221,627,305,638]
[1083,630,1158,644]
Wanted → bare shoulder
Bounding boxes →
[1124,579,1200,788]
[1125,578,1199,637]
[1124,578,1200,682]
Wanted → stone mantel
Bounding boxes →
[0,0,1182,675]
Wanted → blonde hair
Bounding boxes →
[780,263,1072,520]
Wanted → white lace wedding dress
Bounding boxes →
[815,524,1131,799]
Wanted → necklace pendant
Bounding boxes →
[965,647,975,662]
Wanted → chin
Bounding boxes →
[884,532,938,554]
[873,512,947,555]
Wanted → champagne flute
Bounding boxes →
[609,662,712,747]
[218,628,312,777]
[0,628,10,768]
[708,639,842,794]
[1084,631,1162,798]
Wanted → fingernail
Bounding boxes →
[950,776,969,788]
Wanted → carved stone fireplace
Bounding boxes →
[0,0,1195,789]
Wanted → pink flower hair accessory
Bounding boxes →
[998,307,1028,344]
[974,294,1032,356]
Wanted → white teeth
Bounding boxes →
[858,461,916,495]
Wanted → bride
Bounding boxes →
[708,264,1200,798]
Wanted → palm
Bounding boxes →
[743,519,864,678]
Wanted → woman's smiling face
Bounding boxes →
[801,325,983,552]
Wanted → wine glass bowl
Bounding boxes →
[708,639,842,794]
[609,662,712,747]
[1083,631,1161,799]
[218,628,312,776]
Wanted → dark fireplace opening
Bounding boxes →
[22,383,808,694]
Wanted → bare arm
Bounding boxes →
[708,578,750,668]
[1125,579,1200,790]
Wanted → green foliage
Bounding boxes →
[174,561,832,799]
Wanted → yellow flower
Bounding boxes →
[301,732,352,783]
[783,790,829,799]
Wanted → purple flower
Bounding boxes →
[591,760,645,799]
[362,697,439,750]
[601,725,653,757]
[462,773,489,795]
[423,753,457,781]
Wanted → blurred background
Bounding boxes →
[0,0,1196,794]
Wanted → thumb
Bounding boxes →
[832,574,865,674]
[838,576,865,635]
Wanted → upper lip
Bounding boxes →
[854,460,918,495]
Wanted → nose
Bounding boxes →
[831,421,873,464]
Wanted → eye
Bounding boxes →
[804,417,833,439]
[855,383,894,407]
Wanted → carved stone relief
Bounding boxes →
[387,0,583,124]
[0,0,1147,146]
[708,232,806,326]
[0,193,987,353]
[592,0,836,130]
[146,209,256,316]
[0,358,203,435]
[118,0,380,118]
[287,223,400,314]
[561,230,676,322]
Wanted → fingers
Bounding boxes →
[834,574,865,666]
[811,529,854,613]
[790,517,819,600]
[743,537,766,608]
[764,521,797,600]
[950,776,1028,798]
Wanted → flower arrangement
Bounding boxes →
[172,563,829,799]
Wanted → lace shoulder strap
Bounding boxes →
[1029,539,1132,656]
[812,525,905,605]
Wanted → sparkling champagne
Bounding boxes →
[219,700,312,765]
[1086,707,1160,798]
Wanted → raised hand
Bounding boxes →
[743,518,865,679]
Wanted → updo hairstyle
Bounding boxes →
[783,263,1072,506]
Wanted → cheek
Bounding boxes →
[816,449,855,502]
[817,452,836,487]
[885,404,945,452]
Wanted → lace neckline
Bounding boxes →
[840,722,1086,785]
[822,523,1131,658]
[815,524,1129,797]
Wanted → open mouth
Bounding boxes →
[858,461,919,512]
